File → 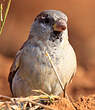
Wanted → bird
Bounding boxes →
[8,10,77,97]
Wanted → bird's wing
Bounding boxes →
[8,50,22,93]
[8,39,30,93]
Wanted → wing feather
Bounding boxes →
[8,51,21,93]
[8,39,31,93]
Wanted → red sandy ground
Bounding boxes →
[50,95,95,110]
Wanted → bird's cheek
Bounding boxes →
[40,23,47,32]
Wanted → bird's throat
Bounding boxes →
[49,31,63,42]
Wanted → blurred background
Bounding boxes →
[0,0,95,98]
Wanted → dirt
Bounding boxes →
[50,95,95,110]
[74,95,95,110]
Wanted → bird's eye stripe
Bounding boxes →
[38,16,50,24]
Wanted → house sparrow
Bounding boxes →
[8,10,77,97]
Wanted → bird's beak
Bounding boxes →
[53,19,66,32]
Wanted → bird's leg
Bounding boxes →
[63,89,68,99]
[63,84,77,110]
[63,83,68,98]
[63,89,66,97]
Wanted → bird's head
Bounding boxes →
[29,10,68,45]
